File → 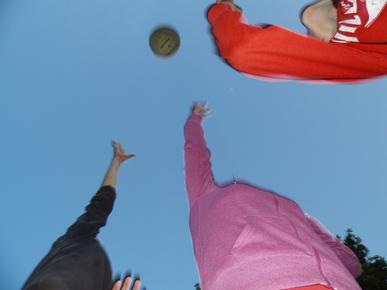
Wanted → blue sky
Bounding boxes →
[1,0,386,289]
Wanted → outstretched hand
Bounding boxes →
[112,276,141,290]
[192,102,210,117]
[112,141,135,163]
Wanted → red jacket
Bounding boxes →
[208,3,387,83]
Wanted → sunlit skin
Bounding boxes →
[112,276,141,290]
[301,0,338,42]
[102,141,135,188]
[217,0,338,42]
[103,143,140,290]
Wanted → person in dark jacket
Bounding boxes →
[22,141,141,290]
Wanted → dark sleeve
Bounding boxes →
[59,186,116,242]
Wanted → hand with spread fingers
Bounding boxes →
[102,141,135,188]
[192,102,210,117]
[112,276,141,290]
[112,141,135,163]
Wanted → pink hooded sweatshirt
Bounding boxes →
[184,115,362,290]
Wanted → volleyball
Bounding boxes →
[149,27,180,58]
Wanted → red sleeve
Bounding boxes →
[208,4,387,82]
[307,216,363,278]
[184,115,217,207]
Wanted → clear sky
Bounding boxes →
[0,0,386,289]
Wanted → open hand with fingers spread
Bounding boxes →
[112,276,141,290]
[112,141,135,163]
[192,102,210,117]
[102,141,135,188]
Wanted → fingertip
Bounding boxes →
[113,280,122,290]
[133,279,141,290]
[122,276,132,288]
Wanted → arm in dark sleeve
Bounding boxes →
[61,185,116,241]
[207,4,387,82]
[21,186,116,290]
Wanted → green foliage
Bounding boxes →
[195,229,387,289]
[339,229,387,290]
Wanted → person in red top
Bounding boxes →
[208,0,387,82]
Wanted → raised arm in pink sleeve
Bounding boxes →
[184,114,217,207]
[307,216,363,278]
[207,4,387,82]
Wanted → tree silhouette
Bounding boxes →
[337,229,387,290]
[195,229,387,289]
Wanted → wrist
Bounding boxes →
[111,157,123,166]
[190,114,203,122]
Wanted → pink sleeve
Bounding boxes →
[307,216,363,278]
[207,4,387,82]
[184,115,217,207]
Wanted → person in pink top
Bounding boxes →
[184,103,363,290]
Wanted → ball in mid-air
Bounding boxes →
[149,27,180,58]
